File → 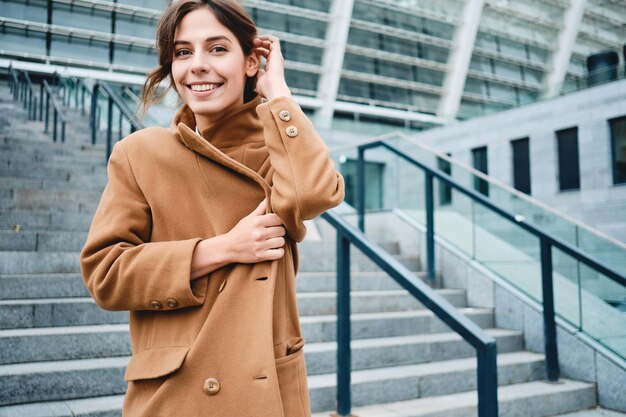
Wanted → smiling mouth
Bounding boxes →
[187,83,223,92]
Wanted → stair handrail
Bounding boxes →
[320,209,499,417]
[8,66,39,121]
[7,64,20,101]
[40,79,67,143]
[90,80,143,161]
[356,139,626,384]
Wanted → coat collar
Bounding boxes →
[171,95,272,197]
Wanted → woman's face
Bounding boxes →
[171,8,258,129]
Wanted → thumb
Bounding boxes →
[252,198,267,216]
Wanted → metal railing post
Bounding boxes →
[425,172,436,284]
[39,83,44,121]
[476,341,499,417]
[336,232,352,417]
[91,83,99,145]
[357,147,365,232]
[540,238,560,382]
[44,93,50,133]
[106,95,114,161]
[61,121,66,143]
[53,109,58,143]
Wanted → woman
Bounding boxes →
[79,1,345,416]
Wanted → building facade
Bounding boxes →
[1,0,625,133]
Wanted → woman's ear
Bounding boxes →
[245,52,260,77]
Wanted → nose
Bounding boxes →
[190,50,210,74]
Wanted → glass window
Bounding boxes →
[1,0,47,23]
[472,146,489,196]
[52,4,111,33]
[115,14,157,39]
[556,127,580,191]
[285,70,317,92]
[113,44,156,69]
[282,42,322,65]
[339,158,385,211]
[50,34,109,64]
[0,26,47,56]
[609,116,626,185]
[511,137,531,194]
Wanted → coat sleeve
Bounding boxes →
[256,96,345,242]
[79,140,207,312]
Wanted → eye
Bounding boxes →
[175,48,192,57]
[211,46,227,53]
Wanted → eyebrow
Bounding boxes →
[173,36,232,46]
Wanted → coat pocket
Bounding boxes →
[275,337,311,417]
[124,346,190,382]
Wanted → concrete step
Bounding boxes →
[0,273,89,299]
[0,230,87,251]
[0,351,543,407]
[1,153,106,169]
[0,324,130,365]
[295,271,441,293]
[310,379,597,417]
[0,297,128,330]
[0,175,106,193]
[0,381,603,417]
[0,188,102,213]
[304,328,523,375]
[0,394,123,417]
[0,324,521,368]
[308,351,546,412]
[0,135,105,154]
[300,308,494,342]
[298,252,421,272]
[0,252,80,274]
[0,287,468,329]
[0,209,94,232]
[0,271,446,300]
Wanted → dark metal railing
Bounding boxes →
[321,210,499,417]
[356,140,626,385]
[8,65,67,143]
[40,79,67,143]
[8,65,38,121]
[89,80,142,161]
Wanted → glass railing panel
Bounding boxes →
[579,263,626,358]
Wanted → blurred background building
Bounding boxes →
[1,1,626,415]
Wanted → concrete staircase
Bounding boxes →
[0,79,613,417]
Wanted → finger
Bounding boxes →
[265,236,285,249]
[259,213,284,227]
[258,35,281,52]
[255,47,270,57]
[264,225,286,238]
[252,198,267,215]
[263,247,285,260]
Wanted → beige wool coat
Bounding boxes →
[79,94,345,417]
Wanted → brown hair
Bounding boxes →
[140,0,258,113]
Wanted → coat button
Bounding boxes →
[166,298,179,308]
[218,279,227,293]
[285,126,299,138]
[278,110,291,122]
[203,377,220,395]
[150,300,162,310]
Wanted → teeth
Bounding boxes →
[190,83,221,92]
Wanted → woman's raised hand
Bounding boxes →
[224,198,286,263]
[253,35,292,101]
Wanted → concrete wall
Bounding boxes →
[407,79,626,243]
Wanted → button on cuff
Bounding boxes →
[166,298,179,308]
[150,300,162,310]
[278,109,291,122]
[285,126,299,138]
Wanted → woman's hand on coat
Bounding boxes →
[253,35,292,101]
[224,198,287,263]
